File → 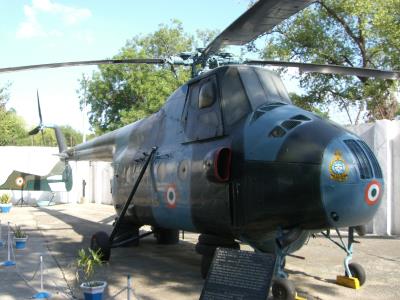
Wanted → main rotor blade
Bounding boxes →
[246,60,400,80]
[199,0,314,61]
[0,58,166,74]
[36,89,43,124]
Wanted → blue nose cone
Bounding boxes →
[321,135,383,228]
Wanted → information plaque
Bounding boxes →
[200,248,276,300]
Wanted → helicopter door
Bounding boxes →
[183,75,223,142]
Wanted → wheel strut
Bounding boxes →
[109,147,157,246]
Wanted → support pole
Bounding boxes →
[1,222,16,266]
[33,256,51,299]
[0,219,4,247]
[127,275,132,300]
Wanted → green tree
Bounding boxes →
[0,110,28,146]
[262,0,400,124]
[0,83,28,146]
[0,82,11,109]
[78,20,193,134]
[29,126,83,147]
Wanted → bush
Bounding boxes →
[0,193,11,204]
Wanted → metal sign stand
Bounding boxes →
[0,220,4,248]
[33,256,51,299]
[1,222,16,267]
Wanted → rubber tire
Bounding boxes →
[198,234,236,246]
[272,278,296,300]
[195,242,240,256]
[201,255,213,279]
[155,228,179,245]
[348,262,366,286]
[90,231,111,262]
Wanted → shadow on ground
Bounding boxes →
[36,206,203,299]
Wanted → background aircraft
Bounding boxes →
[1,0,398,299]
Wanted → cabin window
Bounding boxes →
[199,80,216,108]
[183,75,223,141]
[221,67,251,127]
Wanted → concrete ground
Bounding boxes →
[0,203,399,300]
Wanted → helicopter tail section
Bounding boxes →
[0,161,73,192]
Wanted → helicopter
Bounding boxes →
[1,0,398,299]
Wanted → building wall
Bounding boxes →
[348,120,400,236]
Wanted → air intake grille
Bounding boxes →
[358,140,383,178]
[344,140,373,179]
[281,120,301,130]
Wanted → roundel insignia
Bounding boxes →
[15,176,25,188]
[165,184,177,208]
[364,180,382,206]
[329,150,349,182]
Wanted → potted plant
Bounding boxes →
[76,248,107,300]
[0,193,12,213]
[13,225,28,249]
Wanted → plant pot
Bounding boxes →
[80,281,107,300]
[0,203,12,213]
[14,236,28,249]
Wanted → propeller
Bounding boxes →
[245,60,400,80]
[28,90,45,144]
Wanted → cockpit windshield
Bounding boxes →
[238,66,292,110]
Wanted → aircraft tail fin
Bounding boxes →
[51,125,67,153]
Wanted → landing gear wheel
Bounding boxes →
[90,231,111,262]
[347,262,366,286]
[201,255,213,279]
[155,228,179,244]
[272,278,296,300]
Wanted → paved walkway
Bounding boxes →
[0,204,399,299]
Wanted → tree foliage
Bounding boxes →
[0,109,27,146]
[0,82,11,110]
[28,125,83,147]
[78,20,195,134]
[263,0,400,124]
[0,83,27,146]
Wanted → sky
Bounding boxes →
[0,0,355,135]
[0,0,261,134]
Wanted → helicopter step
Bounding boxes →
[195,234,240,279]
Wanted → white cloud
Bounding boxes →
[74,31,95,45]
[16,0,92,39]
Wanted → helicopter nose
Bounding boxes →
[320,136,384,228]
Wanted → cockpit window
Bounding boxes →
[198,80,216,109]
[254,68,291,104]
[238,67,292,110]
[221,67,251,126]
